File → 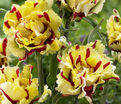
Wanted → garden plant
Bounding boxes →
[0,0,121,104]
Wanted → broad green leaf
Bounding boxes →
[82,35,88,45]
[0,0,11,9]
[83,17,97,27]
[88,19,104,43]
[0,8,7,13]
[47,54,58,90]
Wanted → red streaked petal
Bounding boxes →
[25,89,29,99]
[104,77,120,81]
[0,88,18,104]
[94,0,97,4]
[115,16,119,22]
[69,52,74,65]
[2,38,7,56]
[84,86,93,91]
[12,78,15,81]
[34,2,38,7]
[37,14,43,18]
[4,20,11,29]
[62,94,70,96]
[99,86,104,91]
[75,45,79,50]
[16,10,22,21]
[94,61,102,72]
[30,65,33,71]
[84,85,93,100]
[57,57,61,62]
[0,68,4,74]
[41,24,47,34]
[73,12,85,19]
[76,55,81,65]
[15,31,19,38]
[103,62,110,69]
[36,45,46,53]
[80,76,83,84]
[44,30,55,44]
[43,12,50,22]
[19,50,35,61]
[60,72,74,86]
[86,48,90,59]
[16,68,19,77]
[95,78,99,84]
[92,40,97,48]
[19,55,27,61]
[10,6,16,13]
[30,97,40,104]
[29,79,32,85]
[83,72,86,77]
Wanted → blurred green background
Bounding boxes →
[0,0,121,104]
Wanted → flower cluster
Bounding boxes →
[3,0,62,60]
[0,64,38,104]
[0,0,120,103]
[0,38,8,67]
[0,64,51,104]
[107,9,121,52]
[56,40,119,103]
[58,0,106,19]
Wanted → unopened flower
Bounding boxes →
[111,51,121,63]
[38,85,52,103]
[58,0,105,19]
[107,9,121,52]
[0,38,9,67]
[3,0,62,60]
[56,40,119,103]
[0,64,39,104]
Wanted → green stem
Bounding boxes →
[113,60,118,66]
[63,11,72,40]
[100,60,118,104]
[64,19,70,39]
[74,97,78,104]
[100,83,109,104]
[36,52,44,95]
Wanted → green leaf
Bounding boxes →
[53,94,75,104]
[0,8,7,13]
[0,0,11,10]
[83,17,97,27]
[88,19,104,43]
[82,35,88,45]
[47,54,58,90]
[52,93,61,104]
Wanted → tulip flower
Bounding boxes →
[107,9,121,52]
[56,40,119,103]
[0,65,38,104]
[58,0,105,19]
[3,0,62,60]
[0,38,8,67]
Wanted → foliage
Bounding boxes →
[0,0,121,104]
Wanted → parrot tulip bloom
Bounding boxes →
[0,38,8,67]
[107,9,121,52]
[56,40,119,103]
[58,0,105,19]
[3,0,62,60]
[0,65,39,104]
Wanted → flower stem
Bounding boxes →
[36,52,44,95]
[74,96,78,104]
[63,11,72,40]
[100,82,109,104]
[64,20,70,39]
